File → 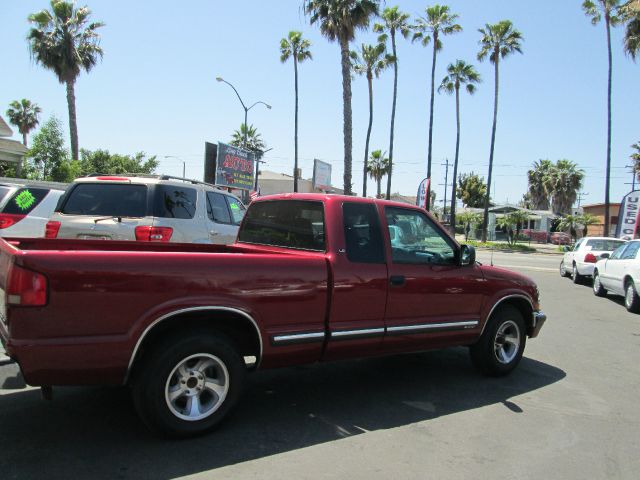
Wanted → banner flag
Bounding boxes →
[615,190,640,240]
[416,178,430,209]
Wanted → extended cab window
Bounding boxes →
[238,200,325,251]
[153,185,197,219]
[343,202,384,263]
[61,184,147,217]
[385,207,456,265]
[2,188,49,214]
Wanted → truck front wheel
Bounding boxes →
[131,332,245,438]
[469,305,526,376]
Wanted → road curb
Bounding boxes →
[474,246,562,256]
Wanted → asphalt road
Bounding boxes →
[1,253,639,480]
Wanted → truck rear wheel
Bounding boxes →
[469,305,526,376]
[131,332,245,438]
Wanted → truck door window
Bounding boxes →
[385,207,456,265]
[342,202,385,264]
[206,192,232,224]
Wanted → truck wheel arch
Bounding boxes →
[481,295,534,338]
[125,306,263,384]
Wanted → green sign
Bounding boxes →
[14,189,36,211]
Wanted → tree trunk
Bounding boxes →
[66,79,79,161]
[294,53,299,193]
[604,14,612,236]
[450,84,461,234]
[426,32,438,210]
[22,132,28,147]
[339,37,353,195]
[363,72,374,197]
[481,54,500,243]
[377,177,381,198]
[386,29,398,200]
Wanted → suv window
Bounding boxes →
[238,200,325,251]
[343,202,385,264]
[226,196,246,225]
[385,206,456,265]
[153,185,197,219]
[207,192,231,224]
[62,184,147,217]
[2,188,50,214]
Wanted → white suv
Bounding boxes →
[46,175,246,244]
[0,183,65,238]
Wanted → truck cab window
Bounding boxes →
[385,207,456,265]
[343,202,385,264]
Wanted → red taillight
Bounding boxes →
[584,253,597,263]
[45,221,61,238]
[7,265,47,306]
[94,176,130,181]
[135,226,173,242]
[0,213,26,229]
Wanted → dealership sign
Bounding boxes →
[615,190,640,240]
[215,142,255,190]
[312,159,332,191]
[416,178,430,209]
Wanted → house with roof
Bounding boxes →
[0,115,28,175]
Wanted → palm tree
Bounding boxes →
[413,5,462,209]
[280,31,312,193]
[578,213,599,237]
[477,20,524,242]
[548,159,584,215]
[457,211,482,241]
[631,141,640,180]
[582,1,624,236]
[305,0,380,195]
[558,214,581,243]
[506,210,531,243]
[5,99,42,146]
[438,60,480,233]
[230,124,266,154]
[374,6,411,200]
[367,149,390,198]
[27,1,104,161]
[622,0,640,59]
[351,42,391,197]
[527,159,554,210]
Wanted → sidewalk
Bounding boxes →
[454,235,563,255]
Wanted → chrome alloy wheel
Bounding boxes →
[626,284,634,308]
[164,353,229,421]
[493,320,521,364]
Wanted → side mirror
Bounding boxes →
[599,252,610,259]
[461,244,476,266]
[563,246,571,252]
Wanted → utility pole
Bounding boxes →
[439,159,450,221]
[576,191,589,208]
[625,164,636,191]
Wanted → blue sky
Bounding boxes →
[2,0,638,207]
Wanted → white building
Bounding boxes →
[0,115,28,176]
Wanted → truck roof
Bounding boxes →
[254,192,424,210]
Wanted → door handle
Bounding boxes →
[390,275,405,286]
[209,231,219,236]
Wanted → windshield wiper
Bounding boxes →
[94,216,123,224]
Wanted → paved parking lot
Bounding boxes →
[1,253,639,479]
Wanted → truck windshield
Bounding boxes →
[238,200,325,251]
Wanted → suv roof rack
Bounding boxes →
[85,173,230,191]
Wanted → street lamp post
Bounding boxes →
[255,147,274,192]
[164,155,186,178]
[215,76,271,148]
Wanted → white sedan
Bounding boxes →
[592,240,640,312]
[560,237,627,283]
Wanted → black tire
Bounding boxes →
[571,263,584,284]
[131,331,246,438]
[592,271,607,297]
[624,280,640,313]
[469,305,526,376]
[559,260,570,278]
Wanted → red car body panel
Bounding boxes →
[0,193,542,387]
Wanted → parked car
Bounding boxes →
[593,240,640,312]
[46,175,246,244]
[0,183,65,238]
[560,237,627,283]
[550,232,571,245]
[0,193,546,437]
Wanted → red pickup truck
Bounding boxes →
[0,193,546,437]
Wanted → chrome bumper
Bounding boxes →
[529,310,547,338]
